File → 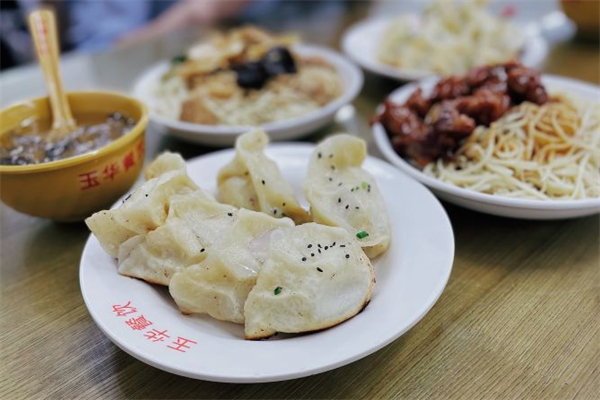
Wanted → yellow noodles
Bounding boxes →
[424,96,600,200]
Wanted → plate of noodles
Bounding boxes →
[372,63,600,219]
[341,0,548,81]
[133,26,363,146]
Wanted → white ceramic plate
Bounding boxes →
[132,45,363,146]
[80,144,454,383]
[373,75,600,219]
[341,16,548,82]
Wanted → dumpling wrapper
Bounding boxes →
[304,134,391,258]
[244,223,374,339]
[86,169,202,257]
[117,194,237,285]
[145,151,187,180]
[169,209,294,324]
[86,152,218,257]
[217,129,310,224]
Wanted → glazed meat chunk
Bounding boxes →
[507,65,548,104]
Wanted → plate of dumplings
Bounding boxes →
[80,130,454,382]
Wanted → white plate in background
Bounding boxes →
[342,16,548,82]
[133,45,363,146]
[372,75,600,219]
[80,144,454,383]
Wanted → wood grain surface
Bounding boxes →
[1,3,599,399]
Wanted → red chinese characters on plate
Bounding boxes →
[125,315,153,331]
[145,329,170,342]
[167,337,198,353]
[112,301,137,316]
[111,301,197,354]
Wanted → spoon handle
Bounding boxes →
[28,9,76,135]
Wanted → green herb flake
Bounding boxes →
[274,286,283,295]
[171,54,187,64]
[356,230,369,239]
[361,182,369,190]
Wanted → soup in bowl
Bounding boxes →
[0,91,148,221]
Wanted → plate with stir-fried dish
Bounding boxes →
[134,26,363,145]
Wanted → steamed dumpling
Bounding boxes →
[145,151,187,180]
[84,209,138,258]
[86,170,201,257]
[169,209,294,323]
[117,194,237,285]
[217,129,310,224]
[86,153,213,257]
[244,223,374,339]
[303,135,391,258]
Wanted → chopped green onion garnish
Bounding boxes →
[356,230,369,239]
[274,286,283,295]
[361,182,369,189]
[171,54,187,64]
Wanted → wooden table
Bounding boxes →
[1,3,599,399]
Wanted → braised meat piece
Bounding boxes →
[396,137,445,167]
[378,100,442,166]
[502,60,523,73]
[427,101,476,139]
[466,65,494,87]
[466,64,510,94]
[373,62,550,166]
[379,100,430,139]
[405,88,432,118]
[507,65,548,104]
[456,89,511,126]
[477,78,508,94]
[467,64,505,86]
[430,76,470,102]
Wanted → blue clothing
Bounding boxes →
[65,0,176,51]
[62,0,348,51]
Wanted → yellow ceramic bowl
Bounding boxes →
[561,0,600,40]
[0,91,148,221]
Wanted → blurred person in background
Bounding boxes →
[0,0,355,70]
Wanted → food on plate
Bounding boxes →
[424,96,600,200]
[375,62,548,167]
[218,129,310,224]
[154,26,342,126]
[86,158,202,257]
[87,153,229,283]
[0,112,136,165]
[374,62,600,200]
[144,151,187,179]
[304,135,391,258]
[377,0,524,75]
[117,195,237,285]
[86,140,383,339]
[244,223,374,339]
[169,209,294,323]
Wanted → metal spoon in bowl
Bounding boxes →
[28,9,77,141]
